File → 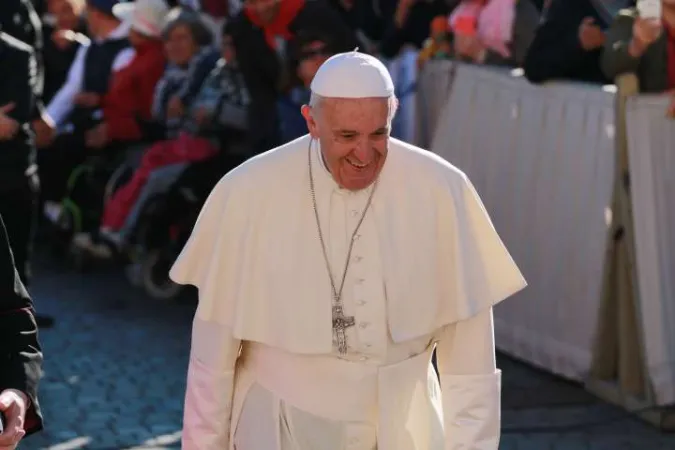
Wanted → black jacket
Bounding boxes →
[0,32,39,192]
[523,0,612,84]
[0,213,43,435]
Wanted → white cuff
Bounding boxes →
[441,370,501,450]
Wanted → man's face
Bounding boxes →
[297,41,331,87]
[302,97,392,191]
[245,0,279,23]
[50,0,80,30]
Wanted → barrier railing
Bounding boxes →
[625,93,675,406]
[417,61,675,427]
[426,62,616,381]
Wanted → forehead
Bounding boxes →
[321,97,390,130]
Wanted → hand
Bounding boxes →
[0,104,19,141]
[578,17,606,50]
[167,96,184,119]
[32,118,56,148]
[194,107,211,127]
[73,92,101,108]
[52,29,76,51]
[629,17,663,57]
[0,390,28,450]
[667,92,675,119]
[85,123,109,149]
[454,34,486,63]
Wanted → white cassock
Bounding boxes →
[170,134,526,450]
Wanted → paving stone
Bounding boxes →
[17,256,675,450]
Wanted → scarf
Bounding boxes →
[449,0,515,59]
[245,0,305,50]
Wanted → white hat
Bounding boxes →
[310,50,395,99]
[113,0,170,38]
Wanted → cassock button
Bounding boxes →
[359,322,369,329]
[359,356,368,362]
[356,299,366,306]
[354,256,363,263]
[351,210,359,217]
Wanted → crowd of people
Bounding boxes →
[0,0,671,340]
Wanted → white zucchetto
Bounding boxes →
[310,50,395,99]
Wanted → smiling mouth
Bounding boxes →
[346,157,369,169]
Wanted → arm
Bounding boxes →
[45,44,86,127]
[437,308,500,450]
[182,317,241,450]
[601,14,640,82]
[0,215,43,436]
[0,43,34,125]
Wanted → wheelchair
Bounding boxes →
[49,120,166,268]
[128,144,250,300]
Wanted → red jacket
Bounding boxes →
[103,39,166,142]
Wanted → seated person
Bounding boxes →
[36,0,135,208]
[601,0,675,115]
[523,0,633,83]
[83,0,171,150]
[449,0,540,67]
[73,23,251,259]
[152,7,220,140]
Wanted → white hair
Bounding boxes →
[308,92,399,125]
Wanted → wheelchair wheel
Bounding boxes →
[141,248,183,300]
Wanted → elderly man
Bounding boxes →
[171,51,526,450]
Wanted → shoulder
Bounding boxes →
[389,138,470,189]
[212,135,310,196]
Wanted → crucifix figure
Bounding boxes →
[332,304,355,354]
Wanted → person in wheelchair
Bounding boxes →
[40,0,170,229]
[74,22,250,261]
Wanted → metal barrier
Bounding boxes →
[625,94,675,406]
[418,61,675,427]
[426,62,617,381]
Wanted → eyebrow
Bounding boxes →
[333,127,389,135]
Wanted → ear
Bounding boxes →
[301,104,320,138]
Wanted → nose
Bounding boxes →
[352,140,373,162]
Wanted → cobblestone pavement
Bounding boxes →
[18,257,675,449]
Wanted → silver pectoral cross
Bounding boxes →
[332,304,355,355]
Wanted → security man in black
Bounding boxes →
[0,0,55,328]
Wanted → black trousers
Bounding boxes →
[0,174,39,287]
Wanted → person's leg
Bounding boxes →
[117,163,189,241]
[0,175,54,328]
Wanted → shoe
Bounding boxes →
[72,232,114,260]
[35,314,55,328]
